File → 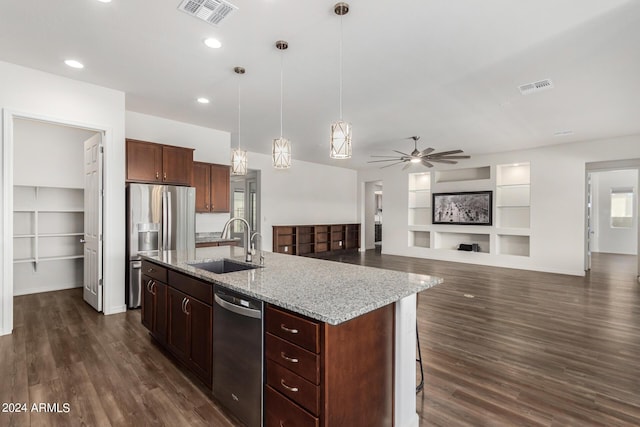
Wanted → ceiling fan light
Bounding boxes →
[410,158,421,163]
[272,137,291,169]
[330,120,352,159]
[230,147,247,176]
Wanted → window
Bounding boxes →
[233,190,245,232]
[611,188,634,228]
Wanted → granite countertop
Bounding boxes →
[195,232,240,244]
[141,246,443,325]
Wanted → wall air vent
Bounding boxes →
[177,0,238,26]
[518,79,554,95]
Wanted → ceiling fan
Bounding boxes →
[368,136,470,170]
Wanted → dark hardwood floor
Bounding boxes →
[1,251,639,426]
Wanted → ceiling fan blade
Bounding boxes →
[420,159,434,168]
[393,150,411,157]
[419,147,435,156]
[380,161,406,169]
[432,155,471,160]
[367,158,403,163]
[429,159,458,164]
[402,163,413,171]
[430,149,464,156]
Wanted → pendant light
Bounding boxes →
[329,2,351,159]
[272,40,291,169]
[231,66,248,176]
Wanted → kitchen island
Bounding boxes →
[141,246,442,427]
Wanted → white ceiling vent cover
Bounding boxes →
[178,0,238,26]
[518,79,554,95]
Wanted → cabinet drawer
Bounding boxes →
[141,260,167,282]
[168,270,212,305]
[265,334,319,384]
[265,386,319,427]
[266,359,320,416]
[266,305,320,353]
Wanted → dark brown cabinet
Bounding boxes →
[273,224,360,256]
[126,139,194,186]
[141,261,168,343]
[141,260,213,388]
[192,162,230,213]
[264,304,394,427]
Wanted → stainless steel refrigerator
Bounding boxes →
[126,184,195,308]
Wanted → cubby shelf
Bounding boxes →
[13,186,84,268]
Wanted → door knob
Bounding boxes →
[79,238,86,243]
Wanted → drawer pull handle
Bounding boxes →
[280,324,299,334]
[279,422,285,427]
[280,352,298,363]
[280,379,299,393]
[147,268,154,273]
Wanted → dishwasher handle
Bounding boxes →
[214,293,262,319]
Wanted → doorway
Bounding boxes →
[585,160,640,280]
[229,169,260,248]
[363,180,383,251]
[3,112,106,335]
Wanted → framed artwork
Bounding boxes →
[432,191,492,225]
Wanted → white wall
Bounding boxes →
[358,134,640,276]
[13,119,96,187]
[592,169,638,254]
[248,152,358,252]
[1,60,126,335]
[125,111,231,232]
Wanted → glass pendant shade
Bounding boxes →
[329,120,352,159]
[230,147,247,176]
[272,137,291,169]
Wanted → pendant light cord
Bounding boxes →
[237,75,241,149]
[280,51,284,138]
[339,13,343,121]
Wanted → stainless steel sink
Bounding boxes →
[189,259,259,274]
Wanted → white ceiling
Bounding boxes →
[1,0,639,169]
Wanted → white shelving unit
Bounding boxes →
[408,173,432,247]
[496,163,531,256]
[13,186,84,266]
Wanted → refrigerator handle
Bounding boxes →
[162,190,168,251]
[167,190,173,250]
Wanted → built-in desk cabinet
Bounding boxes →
[192,162,230,213]
[126,139,194,186]
[273,224,360,256]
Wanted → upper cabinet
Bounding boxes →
[192,162,230,213]
[126,139,194,186]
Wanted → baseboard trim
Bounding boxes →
[13,282,82,296]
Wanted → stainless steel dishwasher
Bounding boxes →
[212,287,264,427]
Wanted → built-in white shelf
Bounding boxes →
[497,234,530,257]
[433,231,490,253]
[408,172,432,225]
[496,163,530,230]
[409,231,431,248]
[13,186,84,269]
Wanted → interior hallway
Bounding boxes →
[1,251,639,426]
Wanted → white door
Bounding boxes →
[83,133,103,311]
[585,173,593,271]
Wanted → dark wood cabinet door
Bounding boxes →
[210,164,230,213]
[141,275,154,331]
[126,139,162,183]
[167,287,189,361]
[154,281,168,342]
[162,145,193,185]
[186,297,212,384]
[192,162,212,212]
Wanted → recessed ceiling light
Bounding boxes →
[197,97,210,104]
[204,38,222,49]
[64,59,84,69]
[96,0,112,3]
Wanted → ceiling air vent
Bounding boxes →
[177,0,238,26]
[518,79,554,95]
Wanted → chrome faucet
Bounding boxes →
[221,217,252,263]
[251,232,264,266]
